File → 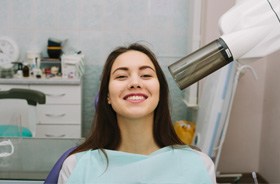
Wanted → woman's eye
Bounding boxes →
[116,75,127,79]
[141,74,152,79]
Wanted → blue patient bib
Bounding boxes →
[67,146,213,184]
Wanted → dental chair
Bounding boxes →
[0,88,45,137]
[44,146,77,184]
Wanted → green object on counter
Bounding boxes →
[0,125,32,137]
[0,88,46,106]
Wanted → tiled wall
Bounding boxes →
[0,0,194,136]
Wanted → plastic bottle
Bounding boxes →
[22,63,30,77]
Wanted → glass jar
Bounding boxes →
[22,63,29,77]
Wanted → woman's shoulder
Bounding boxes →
[172,145,216,183]
[58,150,91,183]
[173,145,214,165]
[62,154,77,172]
[173,144,201,151]
[61,151,89,172]
[58,154,77,183]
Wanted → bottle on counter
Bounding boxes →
[15,62,23,78]
[22,63,30,77]
[17,62,23,71]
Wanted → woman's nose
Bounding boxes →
[128,76,142,89]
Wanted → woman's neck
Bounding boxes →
[116,114,160,155]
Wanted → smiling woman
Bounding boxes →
[108,50,160,123]
[51,43,216,184]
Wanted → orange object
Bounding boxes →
[174,120,196,145]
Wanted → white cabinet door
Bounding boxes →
[30,85,81,104]
[37,104,81,125]
[36,124,81,138]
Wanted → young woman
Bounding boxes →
[58,43,216,183]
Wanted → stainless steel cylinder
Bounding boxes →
[168,38,234,90]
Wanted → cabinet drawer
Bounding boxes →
[30,85,81,104]
[36,124,81,138]
[37,105,81,125]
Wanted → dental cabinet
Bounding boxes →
[0,78,82,138]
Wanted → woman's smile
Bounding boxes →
[123,93,148,103]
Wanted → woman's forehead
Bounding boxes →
[111,50,155,71]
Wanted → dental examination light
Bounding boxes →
[169,0,280,90]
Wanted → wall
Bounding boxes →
[259,50,280,183]
[218,59,266,172]
[0,0,195,136]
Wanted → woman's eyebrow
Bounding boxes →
[112,67,128,74]
[139,65,155,71]
[112,65,155,74]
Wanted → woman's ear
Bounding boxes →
[107,95,111,104]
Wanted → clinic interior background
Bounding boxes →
[0,0,195,137]
[2,0,280,183]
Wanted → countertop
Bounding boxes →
[0,171,47,181]
[0,76,81,85]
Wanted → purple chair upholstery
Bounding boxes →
[44,146,76,184]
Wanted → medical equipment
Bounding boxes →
[168,0,280,178]
[169,0,280,89]
[0,88,46,137]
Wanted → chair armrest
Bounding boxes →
[0,88,46,106]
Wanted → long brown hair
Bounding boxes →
[72,43,183,155]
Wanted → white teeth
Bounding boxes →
[127,96,145,100]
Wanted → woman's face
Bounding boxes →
[108,50,160,120]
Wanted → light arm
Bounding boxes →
[169,0,280,90]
